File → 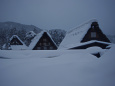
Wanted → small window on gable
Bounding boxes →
[43,47,47,50]
[49,47,53,50]
[48,43,50,46]
[43,43,47,46]
[92,26,94,29]
[96,25,98,28]
[37,47,41,50]
[43,39,47,42]
[91,32,96,38]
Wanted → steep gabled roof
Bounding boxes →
[28,31,57,50]
[10,35,27,50]
[59,19,97,49]
[10,35,25,45]
[58,19,111,50]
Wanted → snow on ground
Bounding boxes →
[0,45,115,86]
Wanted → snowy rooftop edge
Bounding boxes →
[58,40,112,50]
[68,19,98,34]
[28,30,57,50]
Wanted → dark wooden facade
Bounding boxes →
[10,36,23,45]
[33,32,57,50]
[81,22,110,43]
[69,22,111,49]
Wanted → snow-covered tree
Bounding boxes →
[24,31,36,46]
[49,29,66,46]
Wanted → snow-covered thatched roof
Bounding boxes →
[28,31,57,50]
[10,35,27,50]
[10,35,25,45]
[58,19,110,50]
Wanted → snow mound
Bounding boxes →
[26,31,36,38]
[0,45,115,86]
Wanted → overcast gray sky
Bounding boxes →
[0,0,115,35]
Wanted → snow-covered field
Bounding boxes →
[0,46,115,86]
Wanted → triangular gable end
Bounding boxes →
[81,22,111,43]
[10,35,24,45]
[8,35,27,50]
[58,19,111,50]
[58,19,98,49]
[29,31,57,50]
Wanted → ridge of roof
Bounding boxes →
[28,30,57,50]
[59,19,98,49]
[28,31,44,49]
[68,19,97,34]
[10,35,25,45]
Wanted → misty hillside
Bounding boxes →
[0,22,43,49]
[0,21,42,33]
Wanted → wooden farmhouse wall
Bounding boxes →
[33,32,57,50]
[10,37,23,45]
[81,22,110,43]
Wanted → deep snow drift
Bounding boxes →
[0,45,115,86]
